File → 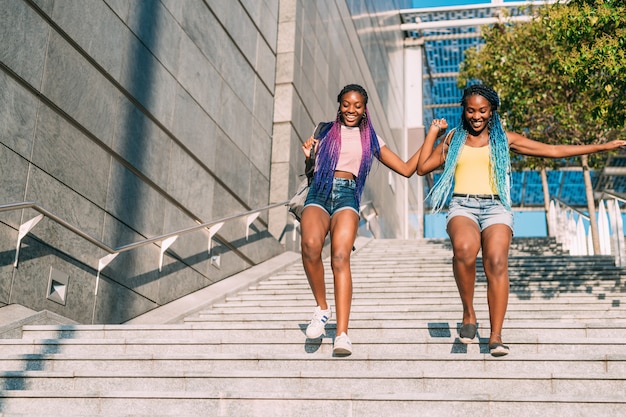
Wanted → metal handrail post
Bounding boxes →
[1,200,291,293]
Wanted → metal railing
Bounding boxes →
[599,191,626,266]
[549,198,590,256]
[0,200,290,295]
[549,194,626,265]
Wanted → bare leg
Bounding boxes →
[480,224,513,345]
[329,209,359,335]
[447,217,482,327]
[300,206,331,310]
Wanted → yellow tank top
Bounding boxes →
[453,145,497,194]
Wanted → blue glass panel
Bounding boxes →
[524,184,544,205]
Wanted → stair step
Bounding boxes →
[0,390,623,417]
[1,352,625,375]
[0,369,624,396]
[14,321,626,341]
[1,337,626,357]
[2,238,626,415]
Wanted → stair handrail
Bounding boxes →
[551,197,590,256]
[0,200,290,294]
[552,194,626,264]
[597,190,626,266]
[598,190,626,205]
[553,197,589,220]
[0,201,117,255]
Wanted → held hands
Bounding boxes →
[302,136,318,159]
[431,118,448,137]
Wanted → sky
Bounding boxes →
[412,0,520,7]
[413,0,485,6]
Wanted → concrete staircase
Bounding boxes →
[1,237,625,416]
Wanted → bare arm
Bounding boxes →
[303,134,423,177]
[416,119,449,176]
[508,131,626,157]
[378,144,423,178]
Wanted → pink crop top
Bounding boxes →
[317,125,385,177]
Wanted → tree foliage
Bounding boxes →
[458,0,626,170]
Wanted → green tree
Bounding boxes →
[459,0,626,253]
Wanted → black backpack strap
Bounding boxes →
[313,121,333,139]
[306,122,332,185]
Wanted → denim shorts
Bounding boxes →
[304,178,359,217]
[446,194,514,232]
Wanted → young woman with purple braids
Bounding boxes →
[417,84,626,356]
[300,84,425,356]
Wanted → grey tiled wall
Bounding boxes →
[0,0,283,323]
[0,0,416,323]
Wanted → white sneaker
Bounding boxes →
[333,332,352,356]
[305,306,331,339]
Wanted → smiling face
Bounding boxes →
[339,90,366,127]
[463,94,493,134]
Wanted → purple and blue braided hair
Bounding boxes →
[310,84,381,205]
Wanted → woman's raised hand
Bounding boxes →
[431,118,448,137]
[302,136,318,159]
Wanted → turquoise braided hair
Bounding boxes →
[427,84,511,212]
[427,125,466,212]
[488,111,512,209]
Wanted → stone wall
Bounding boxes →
[0,0,284,323]
[0,0,417,323]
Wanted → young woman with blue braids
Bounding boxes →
[417,84,626,356]
[300,84,426,356]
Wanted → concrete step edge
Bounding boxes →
[1,369,625,380]
[1,352,625,361]
[4,336,626,346]
[0,390,624,403]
